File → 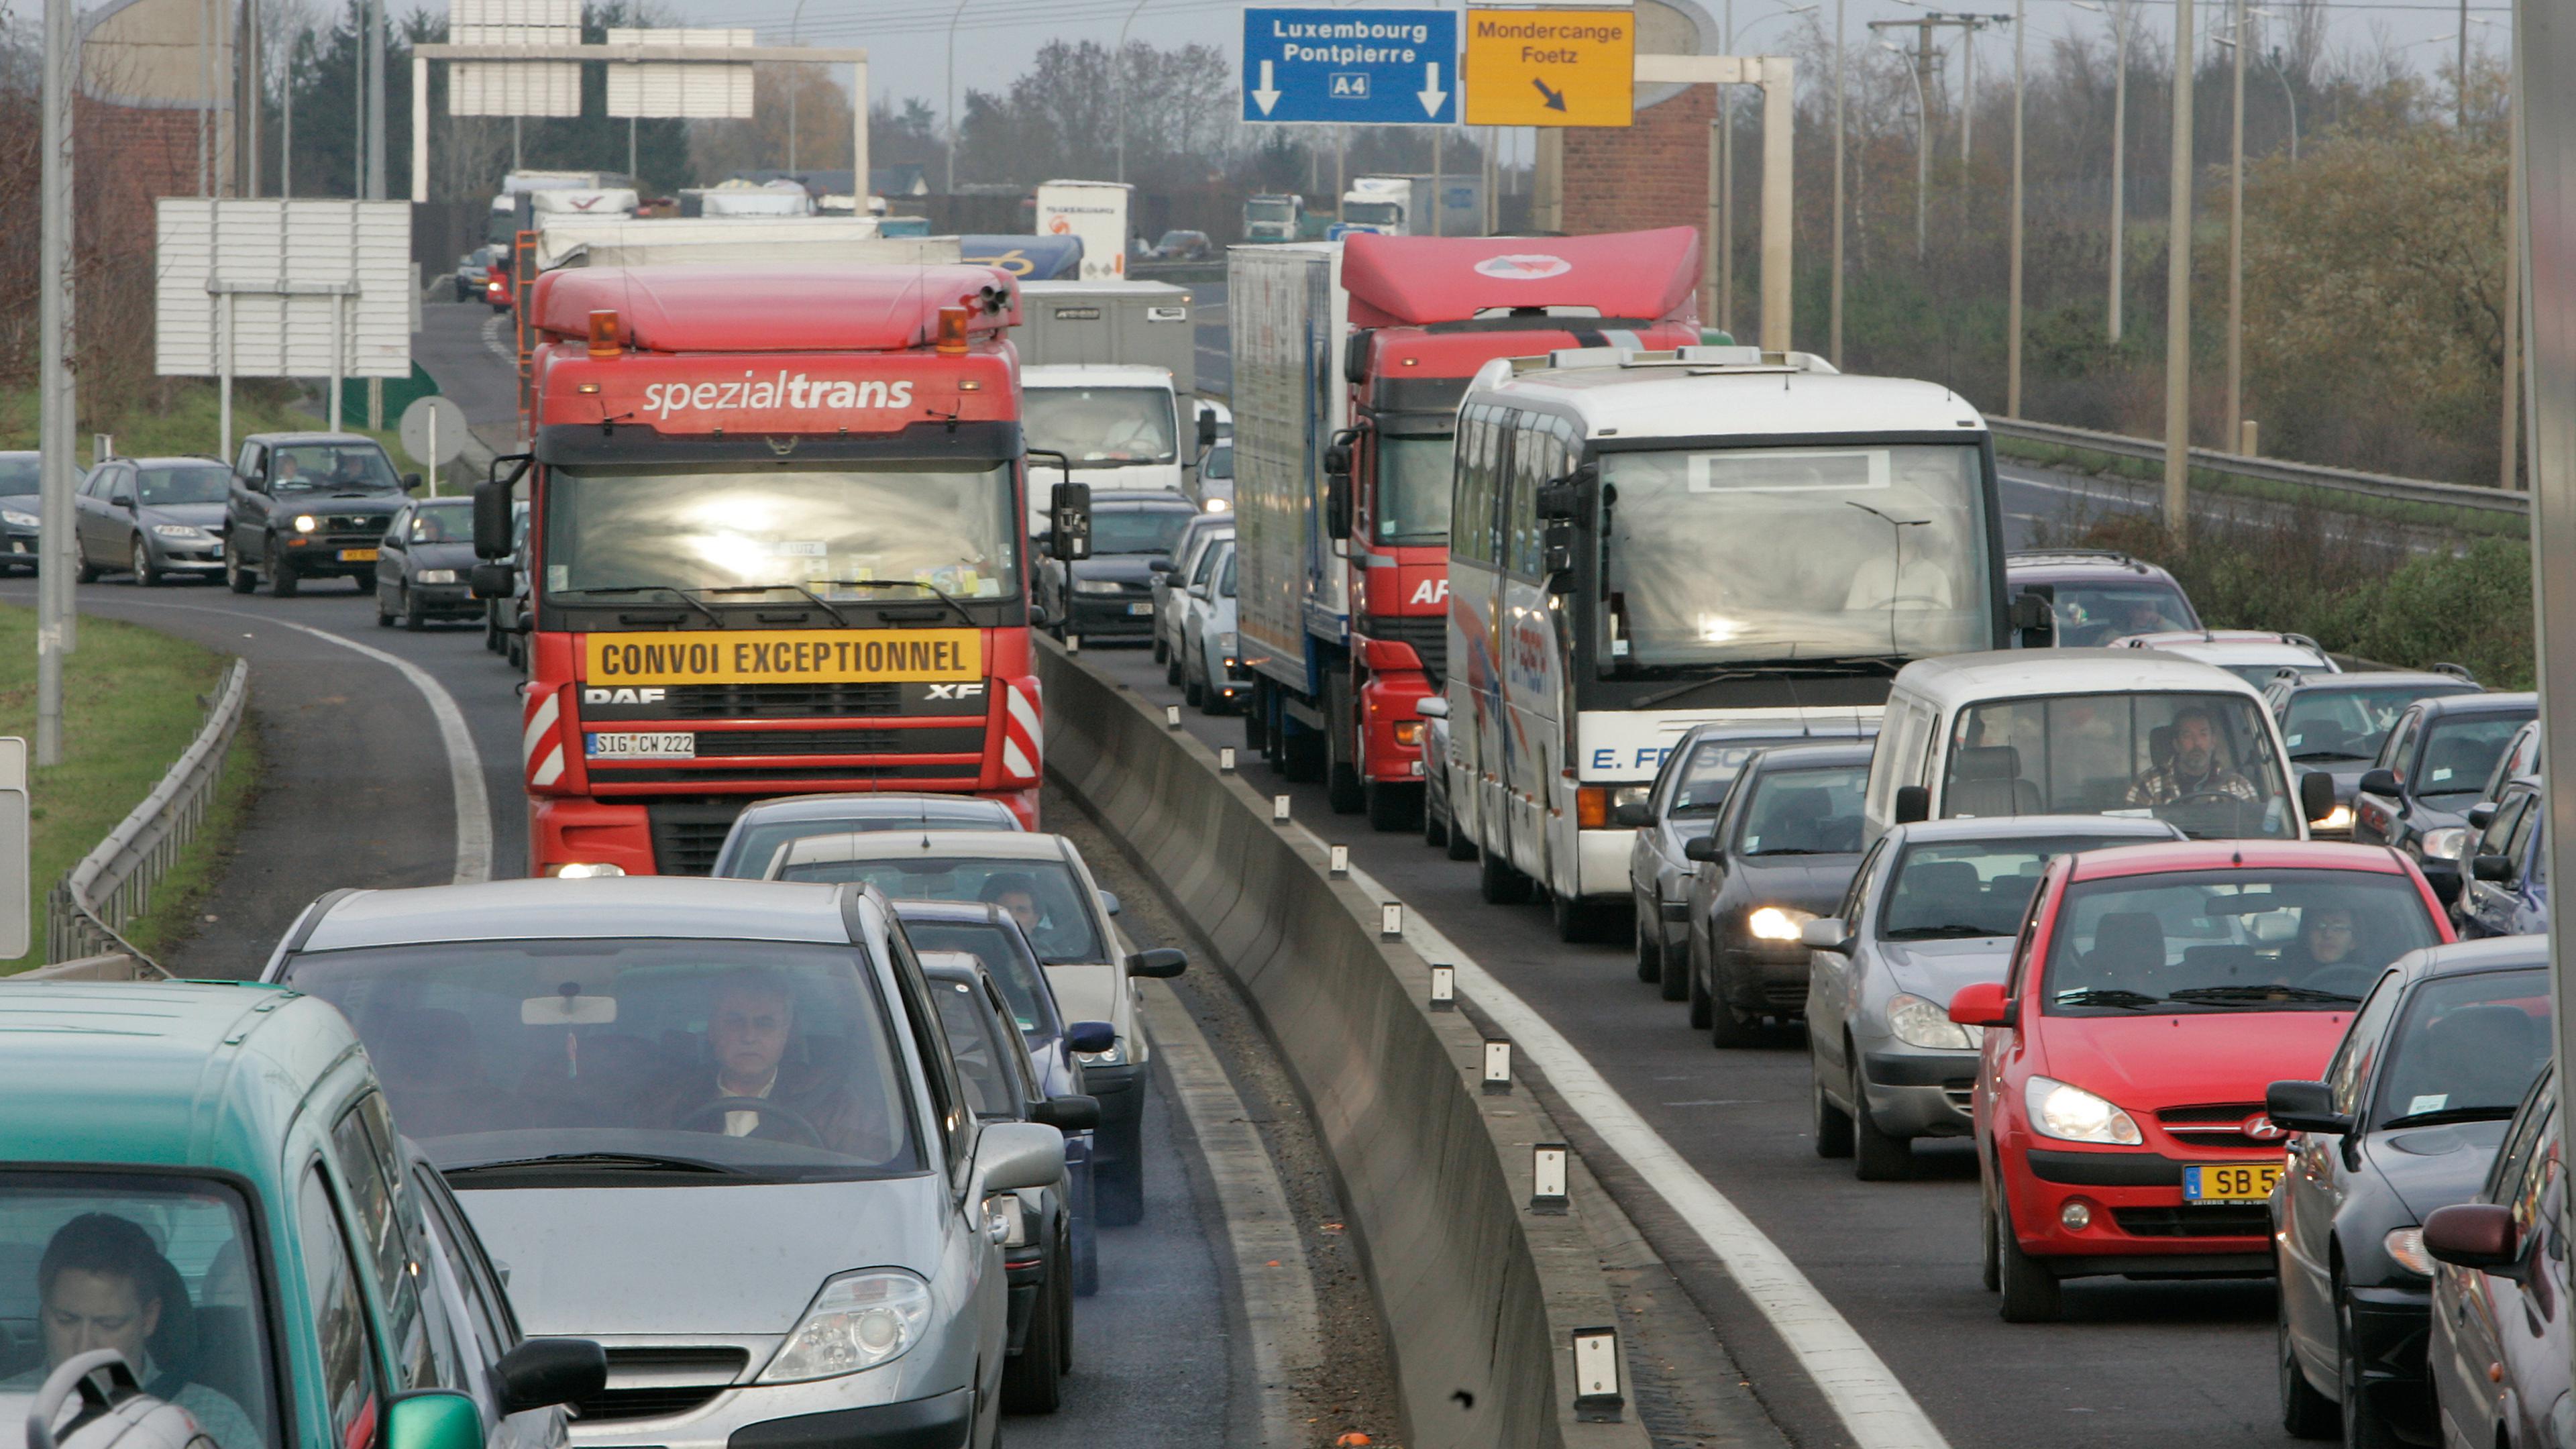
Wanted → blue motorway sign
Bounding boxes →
[1241,8,1458,125]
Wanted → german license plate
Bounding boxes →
[338,547,379,562]
[586,731,696,759]
[1127,601,1155,616]
[2183,1161,2282,1203]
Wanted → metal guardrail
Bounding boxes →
[1991,417,2531,519]
[44,658,250,972]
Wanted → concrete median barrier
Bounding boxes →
[1039,640,1646,1449]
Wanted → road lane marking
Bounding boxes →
[1291,828,1952,1449]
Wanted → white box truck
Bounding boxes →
[1015,279,1214,524]
[1033,180,1132,281]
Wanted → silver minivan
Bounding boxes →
[262,877,1063,1449]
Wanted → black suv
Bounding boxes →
[2004,549,2201,647]
[2261,666,2482,837]
[2351,690,2539,899]
[224,432,419,596]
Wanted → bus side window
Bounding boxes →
[1506,418,1540,578]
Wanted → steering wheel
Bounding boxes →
[2153,789,2262,835]
[674,1096,826,1147]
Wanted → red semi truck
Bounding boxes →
[474,263,1055,875]
[1231,229,1706,828]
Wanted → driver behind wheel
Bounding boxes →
[2125,704,2261,810]
[652,970,894,1160]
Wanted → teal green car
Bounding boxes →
[0,980,604,1449]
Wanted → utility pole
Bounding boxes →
[365,0,384,431]
[2078,0,2134,341]
[282,27,294,196]
[2006,0,2025,415]
[789,0,812,172]
[944,0,969,192]
[2163,0,2196,541]
[1114,0,1151,184]
[2226,0,2247,452]
[2505,73,2522,488]
[1721,0,1734,336]
[1831,0,1846,366]
[37,0,74,763]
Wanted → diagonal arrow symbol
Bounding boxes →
[1417,60,1448,117]
[1251,59,1281,115]
[1532,75,1566,111]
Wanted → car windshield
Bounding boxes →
[1203,444,1234,480]
[407,503,471,543]
[2044,584,2198,645]
[136,464,229,506]
[278,939,925,1181]
[0,1171,278,1449]
[900,918,1056,1034]
[927,974,1022,1118]
[2041,868,2439,1014]
[2413,714,2533,806]
[2282,685,2471,763]
[1945,692,2296,839]
[1881,836,2153,939]
[1669,737,1827,816]
[2369,968,2553,1130]
[1733,764,1868,855]
[721,810,1014,879]
[1377,435,1454,546]
[1024,386,1177,466]
[543,462,1019,602]
[0,456,38,492]
[272,445,399,494]
[1599,443,1994,667]
[1092,508,1194,555]
[774,857,1106,963]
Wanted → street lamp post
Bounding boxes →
[1115,0,1152,184]
[1878,37,1929,261]
[945,0,971,192]
[2006,0,2025,415]
[1721,3,1814,337]
[2076,0,2133,341]
[1832,0,1846,366]
[2163,0,2196,540]
[2216,13,2249,453]
[788,0,811,172]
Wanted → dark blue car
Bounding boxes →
[2453,775,2548,938]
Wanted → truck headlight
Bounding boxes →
[759,1270,933,1382]
[1073,578,1126,595]
[543,862,626,878]
[1888,992,1982,1050]
[1746,905,1815,942]
[417,568,458,584]
[2026,1075,2143,1145]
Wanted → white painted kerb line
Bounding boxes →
[1301,829,1951,1449]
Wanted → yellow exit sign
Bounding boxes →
[1463,8,1635,127]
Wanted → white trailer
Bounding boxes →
[1034,180,1132,282]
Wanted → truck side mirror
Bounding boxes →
[2010,590,2054,647]
[1323,434,1354,542]
[1049,480,1092,563]
[470,563,517,600]
[1536,480,1578,521]
[1197,409,1220,452]
[475,454,529,560]
[1344,329,1372,386]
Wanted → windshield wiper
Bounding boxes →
[1744,847,1833,857]
[1883,924,2006,940]
[445,1151,737,1177]
[2289,750,2367,763]
[810,578,977,628]
[699,583,852,629]
[552,586,723,628]
[2379,1104,2522,1130]
[2164,983,2361,1006]
[2053,987,2165,1009]
[1625,657,1902,711]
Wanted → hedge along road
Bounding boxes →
[1087,643,2307,1449]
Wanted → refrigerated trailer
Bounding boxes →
[1230,229,1706,830]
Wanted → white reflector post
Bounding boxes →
[1428,963,1455,1010]
[0,739,27,959]
[1218,747,1236,773]
[1273,794,1291,823]
[1530,1142,1568,1214]
[1328,844,1349,875]
[1166,705,1181,729]
[1571,1326,1623,1421]
[1380,902,1403,938]
[1481,1038,1511,1093]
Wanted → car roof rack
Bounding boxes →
[2428,661,2479,682]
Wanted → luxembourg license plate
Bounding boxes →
[2183,1161,2282,1204]
[586,731,696,759]
[338,547,379,562]
[1127,602,1155,616]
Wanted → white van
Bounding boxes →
[1862,649,2335,843]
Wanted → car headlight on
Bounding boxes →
[2384,1226,2432,1277]
[2316,804,2353,833]
[3,508,41,529]
[1746,905,1816,942]
[1073,578,1126,595]
[759,1269,934,1383]
[292,514,318,533]
[2026,1075,2143,1145]
[1077,1042,1126,1067]
[2420,826,2471,863]
[543,862,627,879]
[1203,497,1230,512]
[417,568,458,584]
[150,523,209,539]
[1887,991,1982,1051]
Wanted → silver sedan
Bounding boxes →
[1803,815,2184,1181]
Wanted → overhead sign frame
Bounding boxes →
[1462,7,1638,127]
[1240,7,1458,125]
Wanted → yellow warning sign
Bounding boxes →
[1463,8,1635,127]
[583,630,982,685]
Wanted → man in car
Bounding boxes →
[655,971,896,1162]
[981,874,1046,941]
[2126,705,2263,808]
[4,1214,260,1449]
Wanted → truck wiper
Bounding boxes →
[553,585,723,628]
[1625,656,1903,711]
[810,578,977,629]
[698,584,852,629]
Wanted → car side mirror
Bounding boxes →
[2009,589,2054,646]
[1097,890,1121,916]
[2468,802,2499,831]
[381,1391,486,1449]
[1126,947,1187,978]
[2262,1079,2350,1135]
[402,472,423,493]
[1415,696,1448,720]
[1801,918,1853,954]
[1682,836,1721,863]
[2300,771,2339,825]
[470,563,517,600]
[2357,769,2402,800]
[1066,1020,1116,1055]
[1612,800,1650,828]
[1034,1095,1101,1132]
[490,1338,606,1415]
[2473,853,2515,882]
[974,1120,1066,1194]
[2422,1202,2521,1272]
[112,492,136,510]
[1947,981,2012,1028]
[1894,784,1931,826]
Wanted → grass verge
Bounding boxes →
[1995,435,2528,541]
[0,380,407,469]
[0,604,257,972]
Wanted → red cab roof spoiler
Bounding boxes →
[1339,227,1701,329]
[531,264,1019,353]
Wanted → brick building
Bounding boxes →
[76,0,233,240]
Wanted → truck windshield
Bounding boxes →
[1247,200,1295,221]
[1024,387,1177,466]
[1598,442,1992,668]
[1344,203,1401,225]
[543,462,1020,602]
[1377,435,1453,545]
[1945,692,2296,839]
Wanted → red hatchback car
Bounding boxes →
[1950,840,2453,1322]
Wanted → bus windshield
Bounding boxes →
[1945,691,2296,839]
[1377,434,1454,545]
[1598,443,1992,669]
[542,462,1019,602]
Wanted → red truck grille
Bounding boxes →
[689,726,985,758]
[657,682,906,718]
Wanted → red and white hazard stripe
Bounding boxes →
[1000,677,1043,785]
[523,688,568,788]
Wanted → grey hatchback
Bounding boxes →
[261,877,1064,1449]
